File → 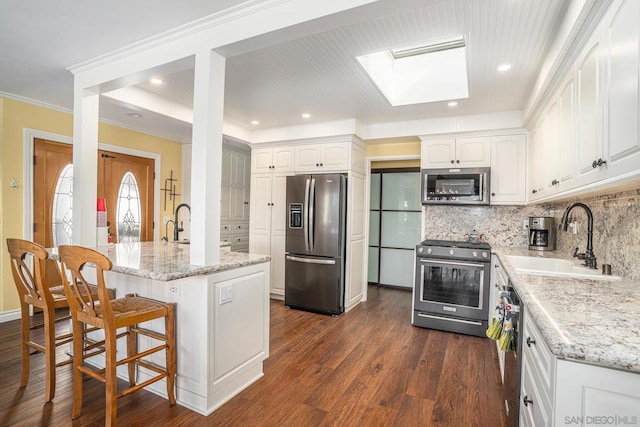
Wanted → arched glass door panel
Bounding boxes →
[116,172,142,243]
[52,164,73,246]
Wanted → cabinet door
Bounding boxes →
[490,135,526,204]
[528,124,544,200]
[575,36,605,185]
[421,139,455,168]
[272,147,294,171]
[606,0,640,177]
[542,101,559,191]
[456,136,491,167]
[270,233,286,295]
[221,149,232,186]
[294,145,321,171]
[232,151,248,187]
[271,173,290,235]
[321,142,349,170]
[231,187,245,219]
[557,74,576,185]
[249,174,272,235]
[251,148,273,173]
[221,185,231,219]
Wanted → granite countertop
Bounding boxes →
[49,241,270,282]
[493,247,640,373]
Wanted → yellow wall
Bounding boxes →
[0,97,182,313]
[366,137,421,169]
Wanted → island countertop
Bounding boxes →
[49,241,270,281]
[493,247,640,373]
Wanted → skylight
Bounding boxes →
[357,36,469,107]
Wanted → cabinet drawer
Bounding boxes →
[520,351,552,427]
[221,223,232,233]
[232,222,250,232]
[522,314,555,396]
[232,235,249,245]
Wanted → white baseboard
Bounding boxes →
[0,309,21,323]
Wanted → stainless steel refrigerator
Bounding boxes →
[285,174,346,315]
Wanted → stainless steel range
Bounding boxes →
[413,239,491,337]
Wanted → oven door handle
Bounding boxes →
[419,259,486,269]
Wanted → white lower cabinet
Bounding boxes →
[520,312,640,426]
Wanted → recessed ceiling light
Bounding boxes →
[150,77,164,85]
[447,101,458,107]
[301,113,311,119]
[497,64,512,72]
[126,112,143,118]
[251,120,260,125]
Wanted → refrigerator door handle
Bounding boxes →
[304,177,310,252]
[286,255,336,265]
[309,178,316,251]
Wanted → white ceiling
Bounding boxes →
[0,0,570,143]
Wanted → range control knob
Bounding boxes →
[427,248,432,254]
[449,249,455,256]
[472,251,478,257]
[418,247,424,253]
[482,252,488,258]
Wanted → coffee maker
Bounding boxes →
[528,216,556,251]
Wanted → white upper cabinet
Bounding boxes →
[294,142,349,172]
[575,32,605,186]
[557,73,576,186]
[422,137,491,168]
[604,0,640,177]
[490,134,527,204]
[251,146,294,173]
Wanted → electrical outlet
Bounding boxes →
[169,286,180,296]
[523,219,529,233]
[219,285,233,304]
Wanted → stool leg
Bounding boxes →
[127,325,137,386]
[19,302,30,388]
[166,304,177,405]
[105,328,118,427]
[71,319,84,419]
[43,306,56,402]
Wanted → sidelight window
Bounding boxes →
[116,172,141,243]
[52,164,74,246]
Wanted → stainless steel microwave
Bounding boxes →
[421,167,490,205]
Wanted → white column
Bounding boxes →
[190,49,225,265]
[71,82,100,246]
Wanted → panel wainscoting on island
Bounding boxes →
[50,242,271,416]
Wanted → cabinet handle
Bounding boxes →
[523,396,533,407]
[451,160,455,164]
[551,179,559,185]
[592,158,607,168]
[320,163,323,167]
[456,160,460,164]
[491,192,495,197]
[244,201,249,205]
[526,337,536,347]
[237,225,241,229]
[532,189,538,194]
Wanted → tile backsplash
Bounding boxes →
[423,188,640,281]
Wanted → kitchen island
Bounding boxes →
[50,241,271,416]
[492,247,640,425]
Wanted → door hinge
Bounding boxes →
[33,223,36,232]
[33,155,36,165]
[153,172,156,179]
[153,221,155,229]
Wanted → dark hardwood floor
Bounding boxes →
[0,286,506,426]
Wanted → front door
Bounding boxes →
[33,139,155,253]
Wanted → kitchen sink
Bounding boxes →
[506,255,621,281]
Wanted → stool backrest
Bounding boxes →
[58,245,113,322]
[6,238,52,307]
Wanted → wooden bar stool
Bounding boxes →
[58,244,177,426]
[6,238,108,402]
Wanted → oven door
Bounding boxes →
[414,257,490,321]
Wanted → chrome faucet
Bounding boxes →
[558,202,597,269]
[173,203,191,241]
